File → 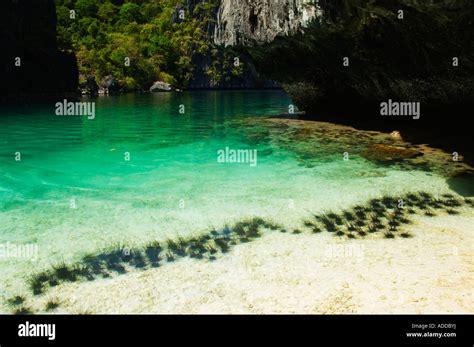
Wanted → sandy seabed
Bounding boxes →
[25,212,473,314]
[3,118,473,314]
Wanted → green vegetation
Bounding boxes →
[55,0,240,90]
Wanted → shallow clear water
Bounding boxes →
[0,91,457,299]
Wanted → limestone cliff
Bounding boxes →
[214,0,320,46]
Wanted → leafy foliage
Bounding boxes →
[55,0,220,90]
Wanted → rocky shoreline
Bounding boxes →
[248,0,474,162]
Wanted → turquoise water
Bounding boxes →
[0,91,456,300]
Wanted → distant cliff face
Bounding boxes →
[0,0,78,98]
[214,0,320,46]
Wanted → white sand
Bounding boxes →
[24,212,474,314]
[3,118,473,314]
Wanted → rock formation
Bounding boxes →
[214,0,319,46]
[244,0,474,160]
[150,81,174,92]
[187,0,320,89]
[99,75,120,95]
[248,0,474,116]
[0,0,78,98]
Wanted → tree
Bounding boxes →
[119,2,142,23]
[98,2,118,22]
[75,0,98,17]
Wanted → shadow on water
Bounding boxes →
[447,172,474,197]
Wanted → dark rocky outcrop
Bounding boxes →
[99,75,120,95]
[0,0,78,99]
[187,50,280,89]
[80,76,99,96]
[248,0,474,161]
[250,0,474,113]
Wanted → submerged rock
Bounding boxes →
[362,144,423,163]
[390,131,402,141]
